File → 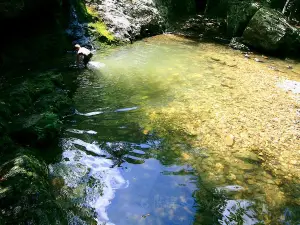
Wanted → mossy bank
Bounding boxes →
[0,68,74,224]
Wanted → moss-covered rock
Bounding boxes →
[242,7,300,55]
[0,150,67,224]
[0,70,72,147]
[0,67,73,224]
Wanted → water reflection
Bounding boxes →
[50,138,128,224]
[50,134,199,224]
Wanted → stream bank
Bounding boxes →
[0,64,77,224]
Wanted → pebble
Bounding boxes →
[225,134,235,146]
[286,65,293,69]
[290,160,297,165]
[247,179,255,185]
[215,163,224,171]
[244,54,250,58]
[227,173,237,181]
[254,58,263,62]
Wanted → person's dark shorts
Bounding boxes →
[83,53,93,66]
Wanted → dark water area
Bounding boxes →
[45,34,300,225]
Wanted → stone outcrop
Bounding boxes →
[69,0,197,44]
[85,0,166,42]
[242,7,300,55]
[227,1,261,37]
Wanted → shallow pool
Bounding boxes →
[50,34,300,224]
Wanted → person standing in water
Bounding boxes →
[74,44,93,67]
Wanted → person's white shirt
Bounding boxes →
[77,47,91,56]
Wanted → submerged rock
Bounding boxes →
[217,185,244,192]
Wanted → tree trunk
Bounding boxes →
[282,0,291,14]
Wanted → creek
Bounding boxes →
[49,34,300,224]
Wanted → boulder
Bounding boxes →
[0,151,67,224]
[242,7,300,55]
[227,1,261,37]
[87,0,166,42]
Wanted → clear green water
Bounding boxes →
[50,35,300,224]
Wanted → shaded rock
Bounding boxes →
[0,0,61,20]
[0,151,67,224]
[168,15,227,39]
[0,71,71,147]
[242,7,300,55]
[66,6,93,47]
[227,1,261,37]
[229,37,250,51]
[205,0,228,17]
[11,112,62,146]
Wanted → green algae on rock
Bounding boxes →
[0,150,67,225]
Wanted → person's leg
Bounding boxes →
[83,54,92,67]
[83,56,89,67]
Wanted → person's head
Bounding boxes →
[74,44,81,50]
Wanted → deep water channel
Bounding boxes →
[49,35,300,224]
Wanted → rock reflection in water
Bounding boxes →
[50,138,128,224]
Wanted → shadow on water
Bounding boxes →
[49,35,299,225]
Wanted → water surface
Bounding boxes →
[50,34,300,224]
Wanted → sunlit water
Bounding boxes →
[49,34,300,224]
